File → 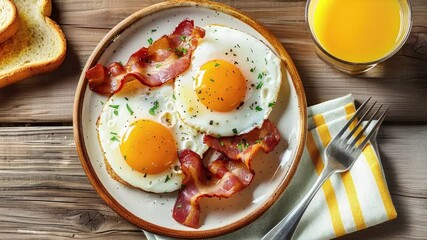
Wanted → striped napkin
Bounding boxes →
[145,94,396,240]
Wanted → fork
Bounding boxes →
[262,97,388,240]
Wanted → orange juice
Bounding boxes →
[313,0,402,63]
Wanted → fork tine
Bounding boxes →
[336,97,372,138]
[344,101,377,142]
[349,104,389,151]
[355,106,389,152]
[348,104,383,149]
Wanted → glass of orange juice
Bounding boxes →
[306,0,412,74]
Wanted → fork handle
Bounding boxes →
[262,163,334,240]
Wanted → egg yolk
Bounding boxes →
[120,119,177,174]
[194,60,246,112]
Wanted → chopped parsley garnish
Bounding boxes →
[110,132,117,135]
[216,134,222,138]
[268,102,276,108]
[250,67,256,72]
[155,63,162,68]
[255,139,262,144]
[237,139,250,151]
[165,175,171,183]
[148,38,153,45]
[232,128,238,134]
[210,78,215,82]
[125,97,129,101]
[172,94,176,100]
[151,29,157,33]
[110,105,119,116]
[256,82,263,89]
[209,120,214,125]
[180,35,186,41]
[237,140,249,152]
[110,136,119,142]
[265,58,268,65]
[220,141,224,147]
[126,103,134,115]
[214,62,220,67]
[149,100,159,115]
[119,61,124,65]
[237,143,243,151]
[175,47,188,57]
[258,73,263,80]
[255,106,263,111]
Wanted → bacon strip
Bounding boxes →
[172,150,253,228]
[173,120,281,228]
[204,119,281,171]
[86,19,205,95]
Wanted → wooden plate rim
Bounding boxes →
[73,0,307,238]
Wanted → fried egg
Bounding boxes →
[174,25,282,136]
[97,81,208,193]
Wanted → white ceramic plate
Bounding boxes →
[73,1,306,238]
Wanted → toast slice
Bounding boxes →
[0,0,66,88]
[0,0,18,43]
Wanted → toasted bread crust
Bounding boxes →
[0,0,66,88]
[0,0,19,43]
[41,0,51,16]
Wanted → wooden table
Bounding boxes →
[0,0,426,239]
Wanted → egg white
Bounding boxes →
[97,81,208,193]
[174,25,283,136]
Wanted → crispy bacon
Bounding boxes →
[204,119,281,171]
[172,150,253,228]
[173,120,281,228]
[86,19,205,95]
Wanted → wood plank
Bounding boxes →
[0,127,146,239]
[376,125,427,198]
[0,125,425,238]
[0,0,426,123]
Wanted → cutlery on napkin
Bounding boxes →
[144,94,396,240]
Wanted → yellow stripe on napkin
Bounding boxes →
[344,103,397,220]
[306,132,346,236]
[297,94,396,239]
[312,113,367,231]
